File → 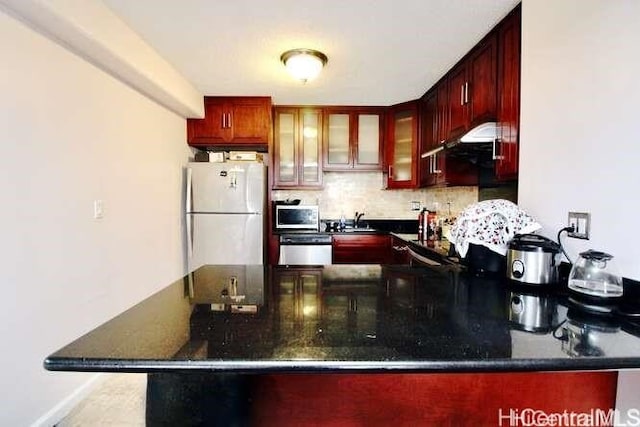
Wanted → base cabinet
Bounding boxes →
[332,234,391,264]
[250,372,617,426]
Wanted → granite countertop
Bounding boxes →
[45,264,640,374]
[392,233,460,264]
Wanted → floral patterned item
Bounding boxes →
[445,199,541,258]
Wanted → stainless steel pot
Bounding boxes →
[507,234,561,285]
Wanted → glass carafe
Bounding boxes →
[568,250,623,298]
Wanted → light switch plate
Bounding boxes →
[93,199,104,219]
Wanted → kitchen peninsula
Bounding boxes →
[46,264,640,425]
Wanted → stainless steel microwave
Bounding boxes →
[275,205,319,230]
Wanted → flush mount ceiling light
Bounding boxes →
[280,48,328,83]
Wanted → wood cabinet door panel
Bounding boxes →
[274,108,299,187]
[324,111,352,169]
[419,91,437,187]
[299,109,323,187]
[187,100,227,144]
[273,107,322,189]
[187,97,271,146]
[469,34,497,126]
[447,64,468,140]
[229,100,271,143]
[323,107,384,171]
[496,6,521,181]
[386,101,418,189]
[332,234,391,264]
[436,81,449,144]
[353,112,383,170]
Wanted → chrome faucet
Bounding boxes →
[354,212,365,228]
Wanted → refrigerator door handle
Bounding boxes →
[186,213,193,260]
[186,167,193,214]
[185,167,194,260]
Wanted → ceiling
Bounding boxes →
[101,0,520,106]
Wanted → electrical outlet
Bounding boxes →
[410,201,421,211]
[568,212,590,239]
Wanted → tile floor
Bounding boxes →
[56,374,146,426]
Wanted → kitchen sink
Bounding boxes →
[338,227,377,233]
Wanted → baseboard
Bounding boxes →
[30,373,105,427]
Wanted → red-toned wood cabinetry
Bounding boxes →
[419,90,438,187]
[323,107,384,171]
[252,372,617,426]
[385,101,419,189]
[418,5,520,187]
[332,234,391,264]
[420,87,479,188]
[447,33,497,140]
[495,5,521,181]
[273,107,323,189]
[187,96,271,148]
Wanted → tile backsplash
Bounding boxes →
[272,172,478,220]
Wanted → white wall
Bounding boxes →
[0,0,204,118]
[0,9,191,426]
[519,0,640,416]
[519,0,640,280]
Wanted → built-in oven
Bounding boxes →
[279,234,332,265]
[275,205,319,230]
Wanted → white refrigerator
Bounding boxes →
[186,161,266,270]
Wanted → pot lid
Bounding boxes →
[508,234,561,253]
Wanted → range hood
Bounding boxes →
[456,122,497,144]
[421,122,498,160]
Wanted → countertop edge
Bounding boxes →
[44,357,640,374]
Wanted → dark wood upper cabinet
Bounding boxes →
[417,4,520,187]
[187,96,272,148]
[273,107,323,189]
[436,80,449,144]
[447,33,497,141]
[385,100,419,189]
[420,88,478,188]
[323,107,384,171]
[495,5,521,181]
[419,90,438,188]
[447,62,469,139]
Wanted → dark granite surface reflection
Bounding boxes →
[45,264,640,373]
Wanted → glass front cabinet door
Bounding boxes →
[323,108,384,171]
[386,101,418,188]
[274,107,323,188]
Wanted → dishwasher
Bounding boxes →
[279,234,332,265]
